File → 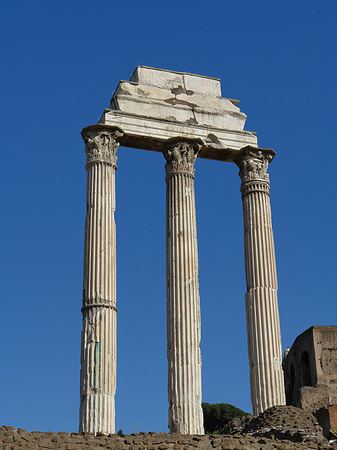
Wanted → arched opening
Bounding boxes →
[301,351,312,386]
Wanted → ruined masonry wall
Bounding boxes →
[1,427,336,450]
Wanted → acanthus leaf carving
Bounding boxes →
[85,131,120,167]
[238,149,273,185]
[164,141,201,177]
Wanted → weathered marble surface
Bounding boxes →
[130,66,223,98]
[164,140,204,435]
[79,128,122,435]
[111,80,246,131]
[80,67,286,434]
[98,66,258,161]
[237,148,285,415]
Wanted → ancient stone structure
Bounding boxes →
[2,411,333,450]
[80,66,285,434]
[283,326,337,436]
[164,139,203,434]
[80,128,122,435]
[237,148,285,415]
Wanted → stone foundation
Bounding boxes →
[1,419,336,450]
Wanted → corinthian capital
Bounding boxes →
[83,128,123,167]
[164,140,202,177]
[237,147,274,185]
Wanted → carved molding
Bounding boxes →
[82,302,118,312]
[241,182,270,196]
[164,141,201,177]
[84,130,121,167]
[237,149,273,185]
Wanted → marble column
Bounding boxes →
[79,127,122,435]
[164,140,204,435]
[237,147,286,416]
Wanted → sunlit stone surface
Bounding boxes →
[80,67,285,434]
[237,147,286,415]
[79,127,122,435]
[164,140,204,434]
[100,66,258,160]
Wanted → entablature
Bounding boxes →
[84,66,273,163]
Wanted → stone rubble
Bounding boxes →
[1,426,336,450]
[222,406,326,442]
[2,407,337,450]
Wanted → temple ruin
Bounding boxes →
[79,66,286,435]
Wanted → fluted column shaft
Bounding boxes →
[237,148,285,416]
[79,128,122,434]
[164,140,204,435]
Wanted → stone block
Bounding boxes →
[112,82,239,113]
[111,82,246,132]
[130,66,221,98]
[183,73,221,98]
[98,67,259,160]
[112,81,175,103]
[130,66,184,91]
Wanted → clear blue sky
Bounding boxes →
[1,0,336,435]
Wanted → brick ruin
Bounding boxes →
[283,326,337,437]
